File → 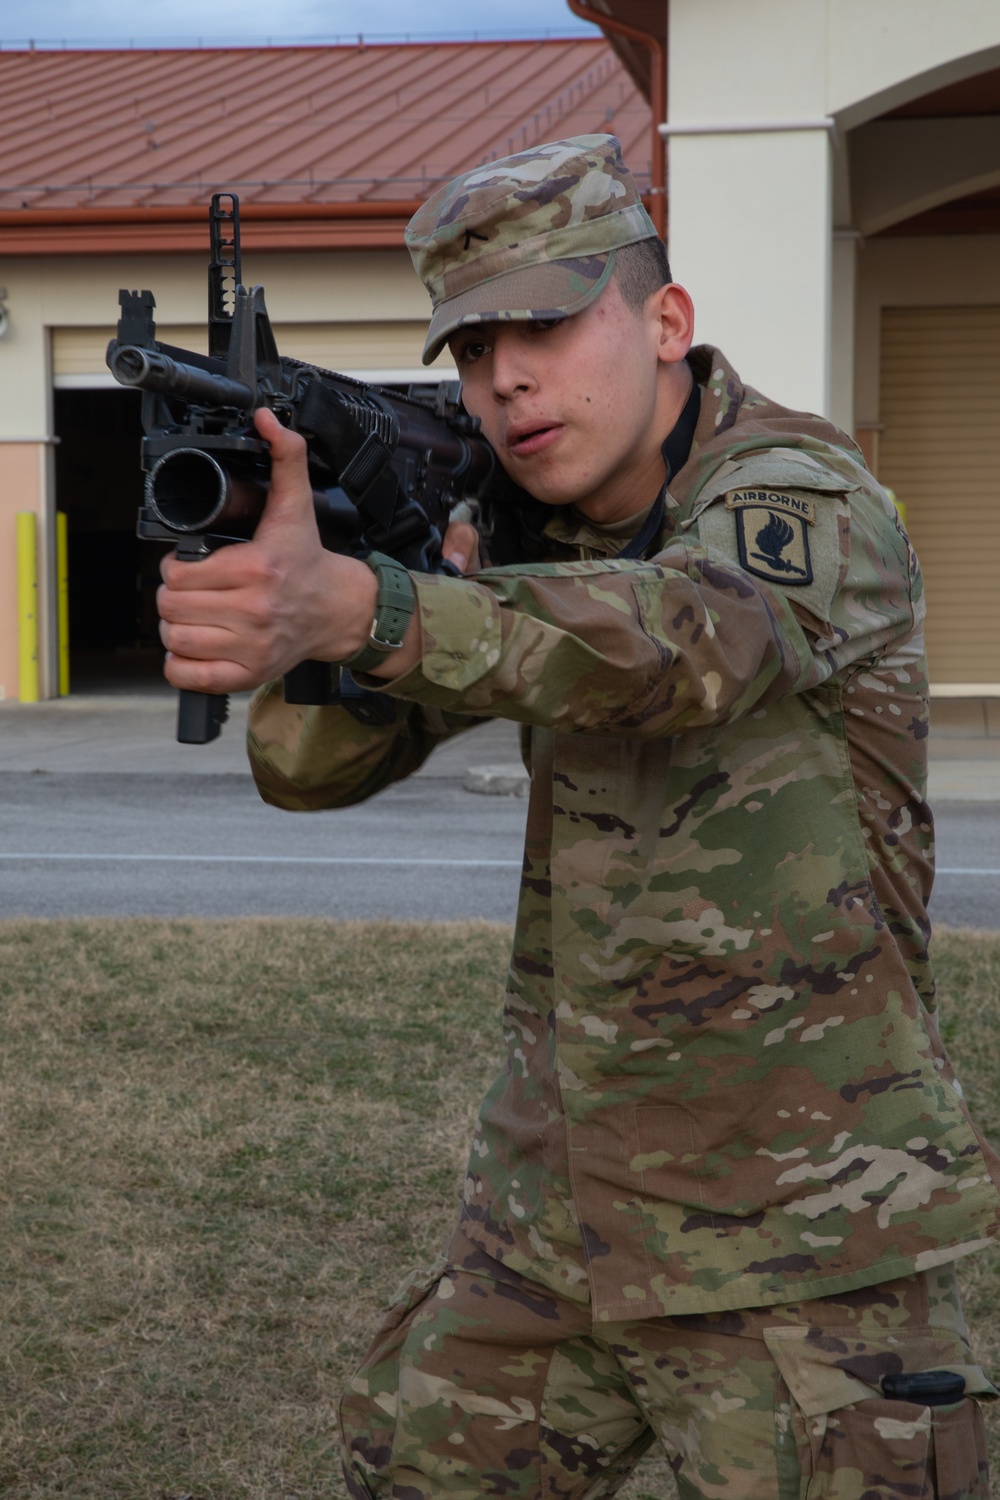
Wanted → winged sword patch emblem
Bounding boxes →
[726,489,814,586]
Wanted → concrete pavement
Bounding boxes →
[922,696,1000,802]
[0,683,525,781]
[0,680,996,799]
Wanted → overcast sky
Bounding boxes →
[0,0,596,47]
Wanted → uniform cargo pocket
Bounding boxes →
[763,1324,996,1499]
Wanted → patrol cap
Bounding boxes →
[405,134,657,365]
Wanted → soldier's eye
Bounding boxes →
[454,337,490,366]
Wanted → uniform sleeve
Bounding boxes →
[366,479,916,738]
[693,473,919,682]
[245,678,481,810]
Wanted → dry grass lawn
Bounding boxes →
[0,919,996,1498]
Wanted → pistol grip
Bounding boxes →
[283,659,340,704]
[177,688,230,744]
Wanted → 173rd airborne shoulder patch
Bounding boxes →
[726,488,815,586]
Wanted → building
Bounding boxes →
[3,1,1000,702]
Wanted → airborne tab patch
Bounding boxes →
[725,488,817,524]
[729,492,814,587]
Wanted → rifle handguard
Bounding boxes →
[337,552,416,673]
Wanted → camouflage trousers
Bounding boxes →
[340,1232,995,1499]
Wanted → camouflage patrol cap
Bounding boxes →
[406,134,657,365]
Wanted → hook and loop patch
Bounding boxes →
[726,488,816,586]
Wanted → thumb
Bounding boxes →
[253,406,317,533]
[443,519,480,575]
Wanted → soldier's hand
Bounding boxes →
[157,407,378,693]
[442,519,480,575]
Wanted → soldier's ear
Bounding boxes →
[653,282,695,367]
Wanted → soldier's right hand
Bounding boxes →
[442,519,480,575]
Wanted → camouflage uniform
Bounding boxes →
[246,137,1000,1494]
[335,1251,993,1499]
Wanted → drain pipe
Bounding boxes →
[565,0,667,238]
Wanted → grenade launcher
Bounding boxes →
[106,193,523,744]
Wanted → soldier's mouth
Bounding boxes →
[508,423,563,457]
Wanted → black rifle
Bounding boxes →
[107,193,531,743]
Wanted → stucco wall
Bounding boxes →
[670,0,1000,127]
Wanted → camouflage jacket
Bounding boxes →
[247,345,1000,1320]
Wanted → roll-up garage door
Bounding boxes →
[879,306,1000,687]
[52,321,445,384]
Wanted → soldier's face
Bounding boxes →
[449,276,693,524]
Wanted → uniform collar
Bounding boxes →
[612,373,703,561]
[541,367,704,560]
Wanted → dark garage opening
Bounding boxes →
[54,387,170,692]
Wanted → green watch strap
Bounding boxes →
[339,552,416,673]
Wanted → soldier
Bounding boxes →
[156,136,1000,1497]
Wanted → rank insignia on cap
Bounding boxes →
[733,502,813,586]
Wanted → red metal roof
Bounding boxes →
[0,40,651,253]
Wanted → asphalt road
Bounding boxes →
[0,769,996,929]
[0,769,527,922]
[928,802,1000,931]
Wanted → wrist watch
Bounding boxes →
[338,551,416,673]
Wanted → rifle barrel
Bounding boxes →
[110,344,255,410]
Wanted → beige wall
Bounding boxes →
[666,126,835,417]
[0,246,450,435]
[2,247,433,349]
[827,0,1000,127]
[53,322,442,385]
[669,0,1000,129]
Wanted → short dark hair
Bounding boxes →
[614,237,672,313]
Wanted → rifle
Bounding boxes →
[106,193,524,744]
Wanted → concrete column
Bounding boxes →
[830,231,858,434]
[665,0,834,417]
[666,127,834,416]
